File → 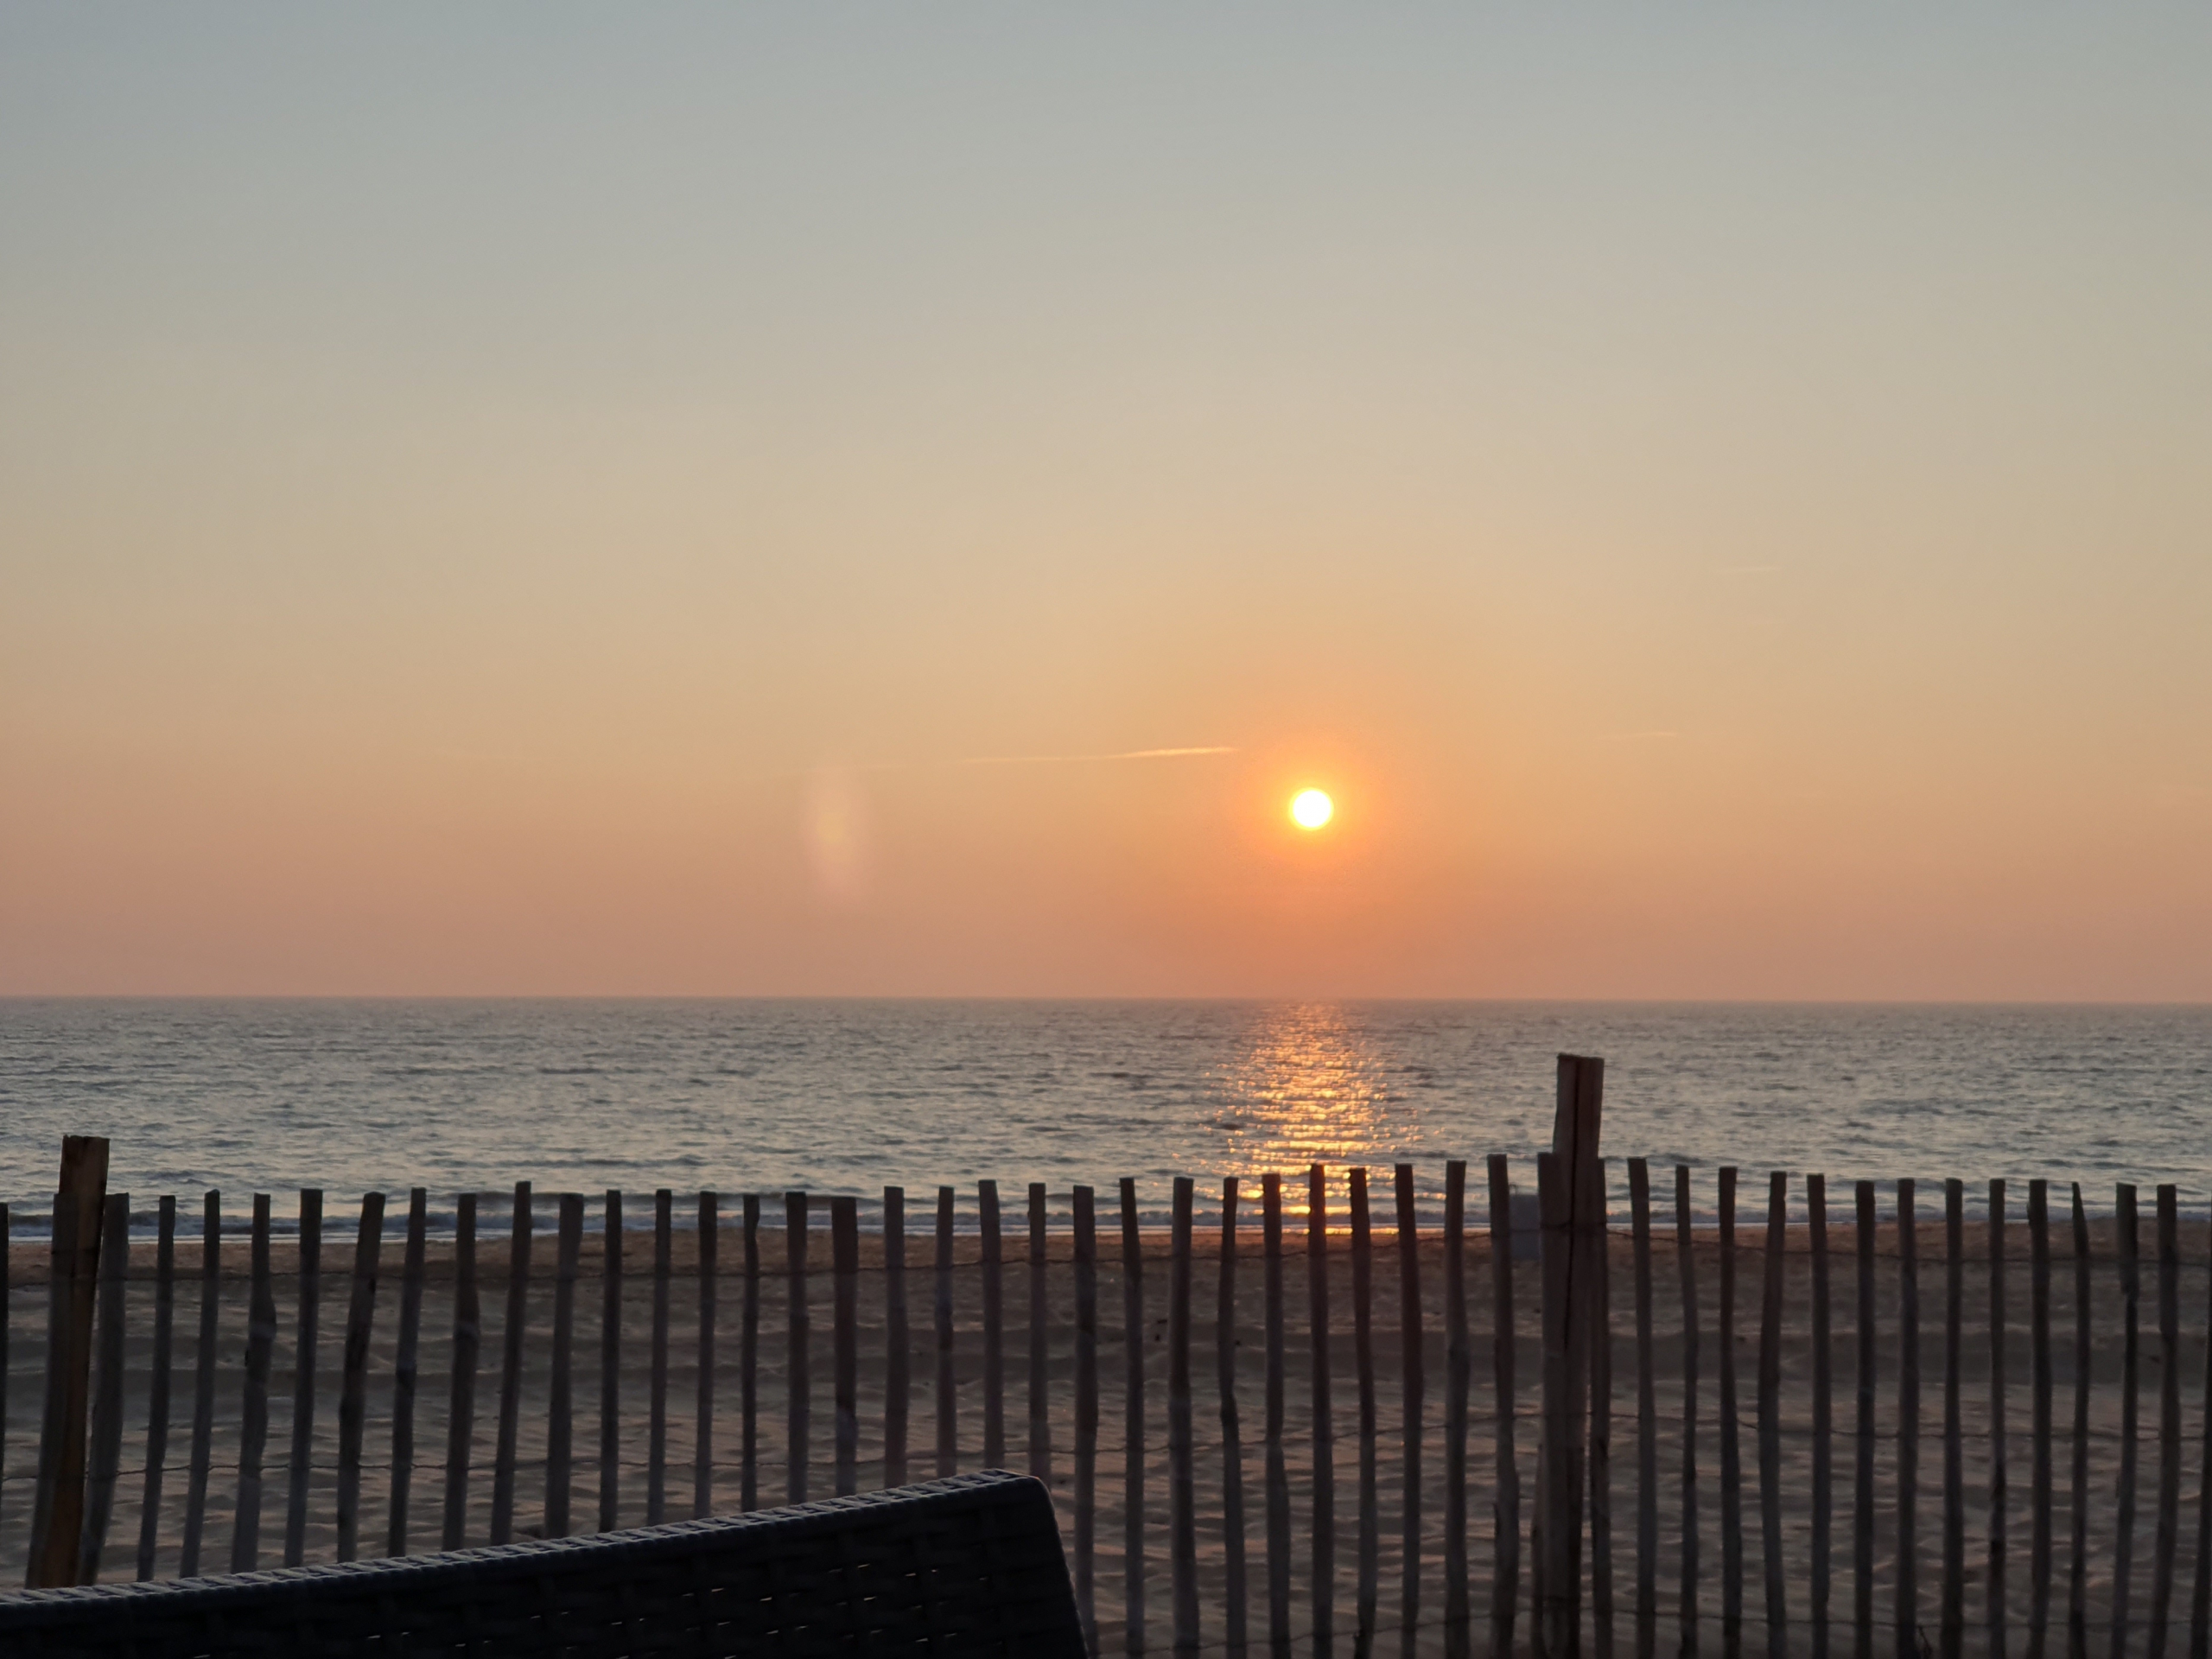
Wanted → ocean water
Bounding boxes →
[2,999,2209,1232]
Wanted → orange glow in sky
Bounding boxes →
[2,9,2207,1000]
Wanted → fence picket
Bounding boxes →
[1395,1164,1423,1659]
[886,1187,909,1490]
[232,1192,276,1572]
[2155,1185,2182,1659]
[600,1190,621,1532]
[1220,1178,1250,1659]
[1310,1164,1337,1659]
[742,1192,760,1512]
[648,1190,671,1524]
[2115,1184,2141,1659]
[387,1188,426,1557]
[283,1189,321,1567]
[2069,1183,2091,1659]
[1855,1179,1877,1659]
[1719,1166,1743,1659]
[134,1196,177,1580]
[1629,1160,1657,1659]
[938,1186,957,1478]
[1899,1179,1921,1659]
[778,1191,798,1509]
[1758,1172,1787,1659]
[1171,1176,1198,1658]
[490,1182,531,1547]
[335,1192,385,1561]
[834,1195,858,1497]
[1490,1156,1522,1659]
[80,1191,130,1581]
[546,1192,582,1537]
[1943,1179,1965,1659]
[1443,1160,1471,1659]
[1265,1172,1291,1659]
[700,1191,720,1516]
[1075,1184,1101,1658]
[1677,1165,1700,1656]
[1031,1183,1051,1482]
[1810,1174,1833,1659]
[982,1181,1004,1470]
[441,1193,480,1551]
[181,1192,219,1577]
[1991,1180,2009,1659]
[2029,1181,2053,1659]
[1352,1169,1380,1659]
[1122,1176,1147,1658]
[1589,1154,1614,1659]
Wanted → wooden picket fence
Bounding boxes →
[9,1100,2212,1655]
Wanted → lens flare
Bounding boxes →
[1290,789,1333,830]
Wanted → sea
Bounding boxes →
[3,1000,2209,1235]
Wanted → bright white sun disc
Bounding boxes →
[1290,789,1333,830]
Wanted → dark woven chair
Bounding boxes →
[0,1470,1084,1658]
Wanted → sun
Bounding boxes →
[1289,788,1333,830]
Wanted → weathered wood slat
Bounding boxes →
[386,1188,427,1558]
[2068,1183,2091,1659]
[1265,1171,1291,1659]
[0,1201,8,1559]
[1589,1154,1615,1659]
[31,1137,109,1588]
[1990,1180,2008,1659]
[1170,1176,1199,1657]
[1898,1179,1921,1659]
[742,1192,760,1512]
[1719,1166,1743,1659]
[1030,1182,1051,1482]
[1809,1174,1833,1659]
[2153,1185,2182,1659]
[2193,1187,2212,1659]
[599,1190,622,1533]
[1310,1164,1338,1659]
[2113,1184,2141,1659]
[1629,1160,1657,1659]
[134,1195,177,1580]
[545,1192,582,1537]
[440,1192,480,1552]
[1443,1160,1471,1659]
[181,1191,220,1577]
[1074,1184,1102,1658]
[232,1192,276,1572]
[1855,1180,1877,1659]
[982,1179,1005,1471]
[1395,1164,1424,1659]
[489,1181,532,1546]
[1351,1169,1380,1659]
[646,1191,671,1523]
[885,1186,909,1491]
[1943,1179,1965,1659]
[1759,1171,1788,1659]
[1491,1156,1522,1659]
[779,1190,800,1509]
[1220,1177,1250,1659]
[833,1195,859,1497]
[80,1190,131,1581]
[335,1191,385,1561]
[2028,1181,2052,1659]
[699,1190,721,1516]
[1122,1176,1147,1658]
[937,1185,957,1478]
[1672,1159,1707,1654]
[282,1188,322,1568]
[1538,1151,1579,1655]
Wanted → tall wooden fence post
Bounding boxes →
[1536,1053,1605,1659]
[28,1134,110,1589]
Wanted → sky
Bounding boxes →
[3,3,2208,1001]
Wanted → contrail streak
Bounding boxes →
[959,746,1236,766]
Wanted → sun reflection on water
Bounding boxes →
[1205,1006,1425,1209]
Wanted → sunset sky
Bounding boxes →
[3,4,2207,1000]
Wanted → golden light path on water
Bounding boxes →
[1205,1004,1414,1221]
